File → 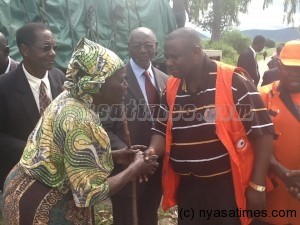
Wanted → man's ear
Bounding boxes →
[19,44,30,57]
[3,46,9,56]
[193,46,202,57]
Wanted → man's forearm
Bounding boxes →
[147,134,166,158]
[250,134,273,185]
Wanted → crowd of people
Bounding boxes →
[0,20,299,225]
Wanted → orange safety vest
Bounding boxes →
[260,82,300,225]
[162,62,269,225]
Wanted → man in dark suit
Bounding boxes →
[237,35,266,86]
[0,32,19,75]
[0,23,65,197]
[101,27,168,225]
[261,67,280,86]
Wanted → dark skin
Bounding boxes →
[252,39,265,53]
[268,62,300,200]
[20,29,56,79]
[128,27,158,70]
[0,32,9,74]
[92,67,159,195]
[145,27,273,211]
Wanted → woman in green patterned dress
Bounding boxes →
[2,37,158,225]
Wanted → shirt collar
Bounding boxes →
[130,58,153,78]
[250,46,257,57]
[4,56,12,74]
[22,64,49,92]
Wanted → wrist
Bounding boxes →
[248,181,266,192]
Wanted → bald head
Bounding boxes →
[128,27,157,43]
[0,32,8,48]
[164,28,205,79]
[166,27,202,49]
[128,27,157,69]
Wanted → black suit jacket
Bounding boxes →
[237,47,260,86]
[0,63,65,189]
[261,67,280,87]
[9,58,19,72]
[0,58,19,75]
[101,62,168,197]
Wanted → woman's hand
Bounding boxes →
[130,151,159,182]
[112,145,147,167]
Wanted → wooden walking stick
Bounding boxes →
[121,103,138,225]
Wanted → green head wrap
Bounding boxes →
[64,37,124,100]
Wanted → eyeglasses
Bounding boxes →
[24,41,57,52]
[130,43,155,51]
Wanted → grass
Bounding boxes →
[95,198,178,225]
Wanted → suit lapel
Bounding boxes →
[9,59,19,72]
[125,63,145,101]
[16,65,40,126]
[152,67,165,98]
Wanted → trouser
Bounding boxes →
[177,172,241,225]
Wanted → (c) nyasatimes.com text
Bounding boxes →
[179,208,297,221]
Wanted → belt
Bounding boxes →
[177,169,232,178]
[179,170,233,184]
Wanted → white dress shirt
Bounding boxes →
[4,57,13,74]
[130,58,157,105]
[23,64,52,112]
[250,45,257,58]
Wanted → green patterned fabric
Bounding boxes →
[20,91,113,207]
[19,37,124,208]
[64,37,124,102]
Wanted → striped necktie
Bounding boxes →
[39,81,51,115]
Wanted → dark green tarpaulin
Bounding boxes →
[0,0,176,69]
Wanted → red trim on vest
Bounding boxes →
[162,62,271,225]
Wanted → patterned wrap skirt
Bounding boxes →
[3,164,95,225]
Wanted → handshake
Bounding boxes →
[112,145,159,182]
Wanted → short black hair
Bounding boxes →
[16,22,50,48]
[253,35,265,45]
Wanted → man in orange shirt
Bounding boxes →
[254,40,300,225]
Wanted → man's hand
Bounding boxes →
[112,145,147,167]
[272,158,300,200]
[246,187,266,212]
[285,170,300,200]
[143,148,156,161]
[136,148,158,183]
[131,151,159,182]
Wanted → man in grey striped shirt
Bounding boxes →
[145,27,274,225]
